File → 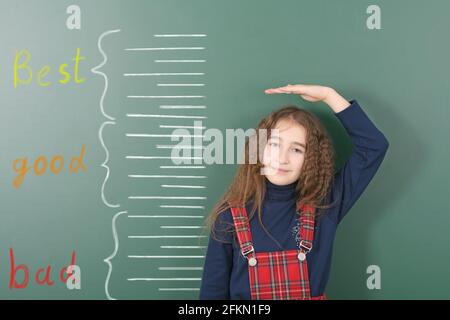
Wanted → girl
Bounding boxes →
[199,84,389,300]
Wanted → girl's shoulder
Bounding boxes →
[215,199,255,227]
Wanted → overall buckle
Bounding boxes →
[241,245,257,266]
[299,240,312,253]
[241,244,254,257]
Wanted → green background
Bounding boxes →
[0,0,448,299]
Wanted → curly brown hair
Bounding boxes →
[203,104,338,244]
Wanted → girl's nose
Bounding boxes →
[278,149,289,164]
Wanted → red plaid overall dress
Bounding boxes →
[230,201,327,300]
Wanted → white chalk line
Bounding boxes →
[128,196,206,200]
[124,72,204,76]
[125,47,205,51]
[128,235,206,239]
[126,133,205,137]
[160,246,206,249]
[126,96,206,99]
[128,175,206,178]
[157,84,205,87]
[127,278,201,281]
[160,205,205,209]
[156,144,205,149]
[128,255,205,258]
[158,288,200,291]
[154,34,207,37]
[155,60,205,63]
[126,113,207,118]
[157,167,205,171]
[161,184,206,188]
[159,107,207,111]
[159,267,203,270]
[127,215,204,218]
[126,156,203,160]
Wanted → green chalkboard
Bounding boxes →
[1,0,449,300]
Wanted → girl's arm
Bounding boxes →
[199,211,233,299]
[329,98,389,223]
[265,84,389,223]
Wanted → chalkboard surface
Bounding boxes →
[1,0,449,299]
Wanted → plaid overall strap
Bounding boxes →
[229,206,256,261]
[297,201,316,256]
[297,201,327,300]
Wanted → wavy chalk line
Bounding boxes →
[91,29,119,122]
[91,28,122,300]
[92,28,121,209]
[104,210,127,300]
[98,121,119,209]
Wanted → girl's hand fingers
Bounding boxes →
[265,88,291,94]
[284,84,308,94]
[265,84,306,95]
[265,84,331,102]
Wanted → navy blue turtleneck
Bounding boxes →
[199,100,389,300]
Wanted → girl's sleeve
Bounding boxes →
[328,100,389,224]
[199,209,234,299]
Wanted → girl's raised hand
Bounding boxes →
[264,84,333,102]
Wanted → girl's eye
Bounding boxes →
[293,148,303,154]
[269,142,279,147]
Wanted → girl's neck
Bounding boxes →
[264,177,298,201]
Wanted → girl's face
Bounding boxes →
[262,118,306,186]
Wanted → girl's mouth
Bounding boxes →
[271,166,291,174]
